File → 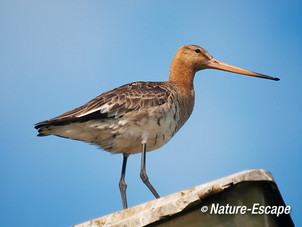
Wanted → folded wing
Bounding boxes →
[35,81,173,135]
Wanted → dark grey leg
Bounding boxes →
[119,154,128,209]
[140,143,160,199]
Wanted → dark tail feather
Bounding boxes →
[34,123,51,136]
[34,111,111,136]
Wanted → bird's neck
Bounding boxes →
[168,58,195,91]
[168,58,196,129]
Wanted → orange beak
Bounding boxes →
[208,59,279,81]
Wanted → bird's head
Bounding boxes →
[170,45,279,82]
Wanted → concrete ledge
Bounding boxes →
[74,169,285,227]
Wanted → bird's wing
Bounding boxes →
[35,82,173,128]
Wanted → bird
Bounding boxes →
[34,45,279,209]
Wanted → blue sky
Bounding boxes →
[1,0,301,226]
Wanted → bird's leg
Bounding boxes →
[140,143,160,199]
[119,154,128,209]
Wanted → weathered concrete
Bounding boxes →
[74,169,275,227]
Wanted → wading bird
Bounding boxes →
[35,45,279,209]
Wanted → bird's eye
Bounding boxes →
[195,49,201,53]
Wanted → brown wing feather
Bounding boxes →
[35,81,172,129]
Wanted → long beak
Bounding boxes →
[208,59,279,81]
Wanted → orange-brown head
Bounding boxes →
[169,45,279,88]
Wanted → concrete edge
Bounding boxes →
[75,169,274,227]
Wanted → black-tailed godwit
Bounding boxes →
[35,45,279,209]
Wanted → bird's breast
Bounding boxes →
[112,101,181,155]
